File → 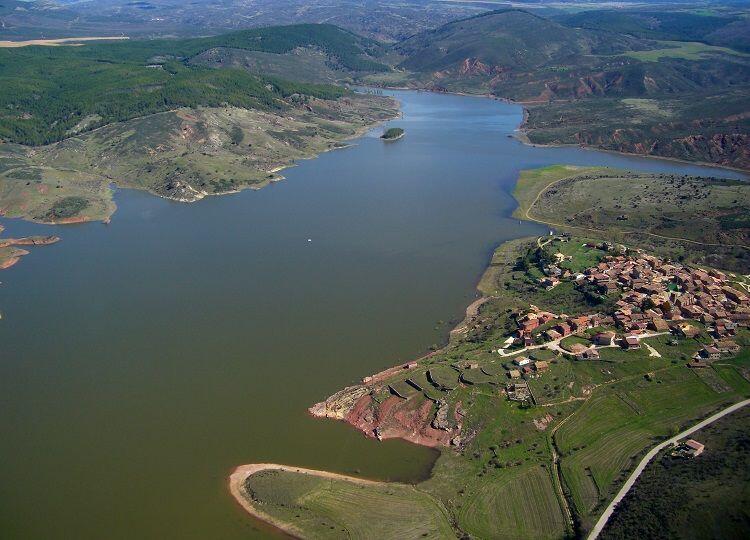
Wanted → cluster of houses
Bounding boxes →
[507,355,549,379]
[514,249,749,363]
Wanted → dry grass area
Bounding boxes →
[0,37,129,48]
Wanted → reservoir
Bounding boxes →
[0,90,744,539]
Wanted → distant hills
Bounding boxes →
[0,24,387,145]
[396,9,643,75]
[556,9,750,52]
[379,9,750,171]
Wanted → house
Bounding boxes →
[508,369,521,379]
[649,318,670,332]
[698,345,720,361]
[513,356,532,366]
[680,304,703,319]
[569,316,590,333]
[519,314,540,333]
[541,277,560,290]
[624,335,641,350]
[576,348,600,361]
[716,340,740,355]
[684,439,705,457]
[592,332,616,346]
[534,361,549,372]
[567,343,589,356]
[554,323,572,337]
[672,323,700,338]
[545,329,562,342]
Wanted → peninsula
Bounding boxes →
[0,227,59,270]
[232,166,750,538]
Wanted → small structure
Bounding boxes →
[508,369,521,379]
[624,335,641,350]
[684,439,705,457]
[592,332,616,346]
[649,318,670,332]
[513,356,532,366]
[506,381,533,403]
[576,348,600,361]
[716,339,740,355]
[697,345,720,361]
[534,361,549,372]
[672,438,705,458]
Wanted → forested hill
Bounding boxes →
[0,24,388,146]
[395,9,647,73]
[556,9,750,52]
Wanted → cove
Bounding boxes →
[0,89,744,540]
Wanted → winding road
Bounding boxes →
[587,398,750,540]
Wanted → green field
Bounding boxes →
[243,469,454,538]
[512,166,750,271]
[457,465,568,539]
[556,367,737,527]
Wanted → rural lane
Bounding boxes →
[587,398,750,540]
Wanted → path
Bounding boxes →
[587,398,750,540]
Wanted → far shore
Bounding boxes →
[365,84,748,176]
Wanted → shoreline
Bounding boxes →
[370,84,748,176]
[4,98,401,226]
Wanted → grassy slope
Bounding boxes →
[243,469,454,538]
[0,94,397,223]
[512,165,750,271]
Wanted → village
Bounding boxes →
[501,238,750,403]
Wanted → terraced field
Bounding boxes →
[557,367,735,526]
[458,465,567,540]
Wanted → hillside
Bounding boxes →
[396,9,645,76]
[0,24,388,146]
[0,24,398,222]
[372,9,750,171]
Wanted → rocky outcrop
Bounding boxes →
[308,385,370,420]
[158,179,207,203]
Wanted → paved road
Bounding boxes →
[587,398,750,540]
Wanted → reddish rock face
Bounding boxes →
[342,393,460,448]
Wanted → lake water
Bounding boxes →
[0,90,744,539]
